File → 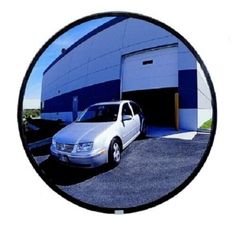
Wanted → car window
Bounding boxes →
[77,104,119,122]
[122,103,132,116]
[130,102,141,115]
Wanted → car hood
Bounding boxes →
[53,122,114,144]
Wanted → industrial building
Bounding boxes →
[41,16,212,130]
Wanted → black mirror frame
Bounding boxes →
[17,11,217,214]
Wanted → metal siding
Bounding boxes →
[197,63,212,109]
[42,18,181,103]
[178,69,197,109]
[42,80,120,113]
[42,17,198,131]
[87,51,121,76]
[123,19,174,47]
[41,80,61,101]
[57,64,89,98]
[68,39,93,70]
[90,22,126,58]
[198,109,212,128]
[41,112,73,122]
[121,37,178,57]
[178,41,197,70]
[46,53,72,85]
[197,63,212,127]
[86,65,120,85]
[43,16,127,74]
[121,19,178,56]
[198,90,212,109]
[179,108,197,130]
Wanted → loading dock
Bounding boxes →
[121,46,179,128]
[122,88,178,127]
[41,17,210,130]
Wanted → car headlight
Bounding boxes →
[52,139,56,146]
[76,142,93,152]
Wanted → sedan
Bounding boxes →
[50,100,146,168]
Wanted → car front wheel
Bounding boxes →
[108,138,121,166]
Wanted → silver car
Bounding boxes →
[50,100,146,168]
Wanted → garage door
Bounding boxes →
[121,45,178,92]
[121,45,179,128]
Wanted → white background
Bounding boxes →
[0,0,235,226]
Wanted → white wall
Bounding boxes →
[198,109,212,128]
[197,63,212,127]
[179,109,198,131]
[178,41,197,70]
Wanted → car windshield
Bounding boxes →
[77,104,119,122]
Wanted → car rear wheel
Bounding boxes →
[108,138,121,166]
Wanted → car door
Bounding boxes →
[121,103,135,144]
[129,102,142,134]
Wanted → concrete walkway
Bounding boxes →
[146,126,197,140]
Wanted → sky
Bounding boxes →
[23,17,114,109]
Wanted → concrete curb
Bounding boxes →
[197,129,211,133]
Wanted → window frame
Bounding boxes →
[130,102,141,115]
[122,103,133,116]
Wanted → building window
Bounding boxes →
[41,101,44,110]
[142,60,153,65]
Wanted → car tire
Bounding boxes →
[108,138,121,167]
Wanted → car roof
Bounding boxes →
[92,100,130,106]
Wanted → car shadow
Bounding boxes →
[38,157,113,186]
[31,144,51,156]
[136,135,149,141]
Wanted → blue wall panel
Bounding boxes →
[43,80,120,113]
[44,17,126,75]
[179,69,197,108]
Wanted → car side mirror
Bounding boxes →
[122,115,132,121]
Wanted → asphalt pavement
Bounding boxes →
[31,133,210,209]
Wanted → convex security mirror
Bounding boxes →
[18,12,217,214]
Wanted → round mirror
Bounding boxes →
[18,12,217,213]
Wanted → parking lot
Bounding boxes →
[31,133,210,209]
